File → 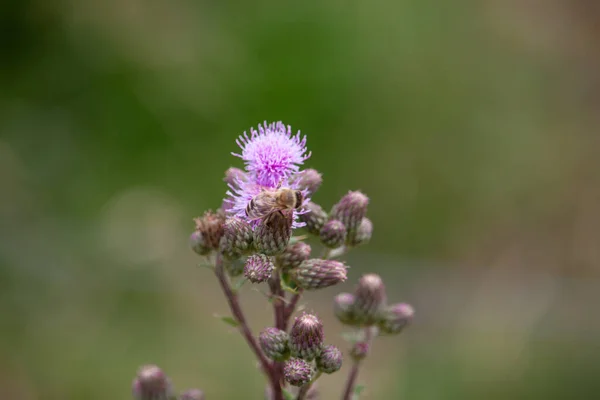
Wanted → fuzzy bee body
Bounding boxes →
[245,188,304,221]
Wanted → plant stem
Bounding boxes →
[214,254,283,400]
[341,328,374,400]
[296,371,322,400]
[283,289,303,330]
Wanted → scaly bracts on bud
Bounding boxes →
[259,327,290,361]
[353,273,387,325]
[283,358,313,387]
[131,365,172,400]
[348,217,372,247]
[244,254,274,283]
[293,259,348,290]
[253,211,293,255]
[319,219,347,248]
[299,202,328,235]
[180,389,205,400]
[277,241,311,270]
[220,217,253,259]
[289,313,324,361]
[378,303,414,335]
[193,211,226,252]
[294,168,323,195]
[334,292,356,325]
[330,191,369,242]
[316,345,343,374]
[350,342,370,361]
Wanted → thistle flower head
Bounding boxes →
[277,241,312,270]
[193,210,226,251]
[319,219,347,248]
[293,168,323,195]
[330,191,369,236]
[333,292,357,325]
[378,303,414,335]
[299,202,328,235]
[190,231,210,256]
[244,254,274,283]
[219,217,254,259]
[348,217,373,247]
[226,122,311,230]
[316,345,343,374]
[180,389,205,400]
[259,327,290,361]
[253,211,293,255]
[353,273,387,325]
[283,358,313,387]
[293,259,348,290]
[289,312,324,361]
[131,365,172,400]
[350,342,370,361]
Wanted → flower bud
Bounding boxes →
[244,254,274,283]
[180,389,205,400]
[259,327,290,361]
[350,342,369,361]
[193,211,226,251]
[348,217,372,247]
[316,345,343,374]
[253,211,293,255]
[224,257,245,277]
[329,191,369,236]
[283,358,313,387]
[224,167,248,190]
[277,241,311,270]
[333,292,356,325]
[319,220,347,248]
[378,303,414,335]
[131,365,172,400]
[190,231,210,256]
[219,217,253,259]
[293,259,348,290]
[294,169,323,195]
[299,202,328,235]
[353,274,387,325]
[289,313,324,361]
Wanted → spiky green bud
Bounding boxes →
[294,169,323,195]
[319,220,347,248]
[193,211,226,251]
[277,241,311,270]
[289,313,324,361]
[219,217,253,259]
[353,274,387,325]
[293,259,348,290]
[348,217,372,247]
[316,345,343,374]
[283,358,313,387]
[299,202,327,235]
[180,389,205,400]
[333,292,356,325]
[378,303,414,335]
[259,327,290,361]
[131,365,172,400]
[244,254,274,283]
[329,191,369,240]
[253,211,292,255]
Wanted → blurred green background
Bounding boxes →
[2,0,600,398]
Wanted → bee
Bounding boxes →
[245,187,304,221]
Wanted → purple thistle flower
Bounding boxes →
[289,313,324,361]
[283,358,313,387]
[226,122,311,230]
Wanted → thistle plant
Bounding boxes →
[130,121,414,399]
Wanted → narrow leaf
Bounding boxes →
[351,384,366,400]
[214,314,239,327]
[282,389,295,400]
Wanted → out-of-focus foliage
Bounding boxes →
[1,0,599,399]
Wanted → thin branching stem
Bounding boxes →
[341,328,374,400]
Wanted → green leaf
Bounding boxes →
[214,314,239,327]
[282,389,295,400]
[351,384,366,400]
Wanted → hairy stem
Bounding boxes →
[296,371,322,400]
[341,328,374,400]
[214,254,283,400]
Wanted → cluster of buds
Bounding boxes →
[132,365,204,400]
[259,313,343,387]
[334,273,414,334]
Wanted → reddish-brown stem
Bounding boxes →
[214,254,283,400]
[341,328,374,400]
